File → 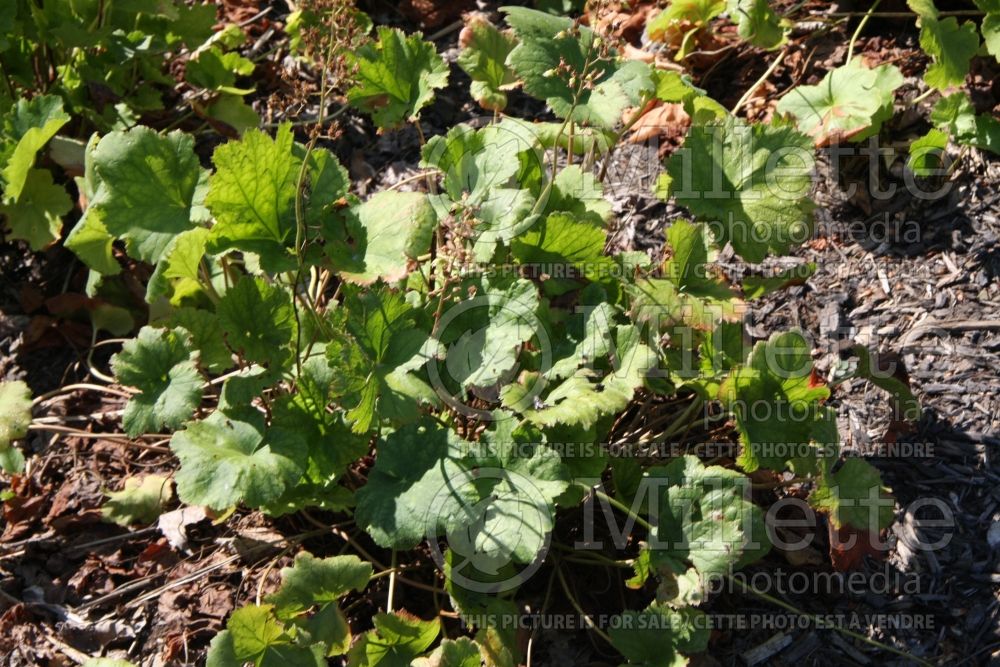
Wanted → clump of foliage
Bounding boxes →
[11,0,997,664]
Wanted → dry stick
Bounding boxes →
[90,527,330,612]
[28,423,169,441]
[732,47,788,116]
[387,549,398,613]
[32,383,134,406]
[554,565,612,644]
[526,568,559,667]
[846,0,882,63]
[728,577,935,667]
[826,10,982,17]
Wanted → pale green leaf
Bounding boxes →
[503,7,655,129]
[205,124,298,268]
[91,128,203,263]
[0,380,31,447]
[337,191,437,285]
[809,458,894,531]
[65,208,120,275]
[511,212,613,295]
[728,0,785,49]
[411,637,482,667]
[1,95,70,200]
[629,220,742,331]
[662,115,815,263]
[775,58,903,146]
[907,128,949,177]
[171,413,306,510]
[208,605,326,667]
[345,27,449,129]
[457,16,518,111]
[146,227,210,302]
[268,553,372,618]
[919,16,979,89]
[719,331,830,472]
[347,612,440,667]
[102,475,173,526]
[649,456,770,576]
[111,326,204,436]
[0,167,72,250]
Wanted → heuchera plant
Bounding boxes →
[4,2,970,664]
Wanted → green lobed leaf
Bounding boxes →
[0,167,72,250]
[171,413,306,510]
[450,419,571,567]
[91,127,204,263]
[648,455,770,576]
[727,0,785,49]
[630,220,743,331]
[337,191,437,285]
[346,612,440,667]
[609,605,710,666]
[185,46,256,94]
[719,330,830,473]
[1,94,70,201]
[204,124,296,269]
[216,277,297,368]
[0,380,31,473]
[978,0,1000,60]
[930,92,1000,155]
[327,286,435,433]
[207,605,326,667]
[65,209,120,275]
[504,323,657,429]
[411,637,482,667]
[917,15,979,90]
[809,458,895,531]
[503,7,655,130]
[511,212,613,295]
[907,128,950,177]
[159,308,234,374]
[206,126,349,270]
[102,474,173,526]
[269,553,372,618]
[354,420,476,549]
[111,326,204,437]
[432,276,541,390]
[345,27,449,130]
[661,115,815,263]
[457,16,518,111]
[775,58,903,146]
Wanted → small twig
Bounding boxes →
[32,383,134,406]
[387,549,398,612]
[732,47,788,116]
[846,0,881,63]
[555,566,612,644]
[729,576,935,667]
